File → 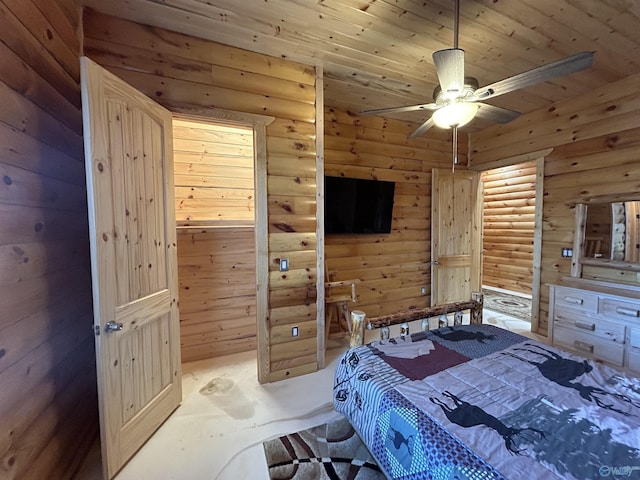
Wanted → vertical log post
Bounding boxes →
[470,291,483,325]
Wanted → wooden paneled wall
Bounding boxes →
[173,118,255,225]
[178,228,256,362]
[482,161,536,294]
[471,73,640,336]
[543,130,640,292]
[324,107,456,318]
[83,10,319,381]
[0,1,98,478]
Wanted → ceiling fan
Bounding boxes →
[360,0,594,141]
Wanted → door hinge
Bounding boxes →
[93,325,100,336]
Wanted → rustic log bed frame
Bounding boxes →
[351,292,484,346]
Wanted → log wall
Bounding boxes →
[0,0,98,478]
[324,107,458,317]
[83,10,319,381]
[481,161,536,294]
[471,73,640,336]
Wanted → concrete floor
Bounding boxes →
[75,310,539,480]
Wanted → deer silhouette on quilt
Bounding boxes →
[502,343,640,416]
[431,326,497,343]
[430,391,545,455]
[386,426,414,456]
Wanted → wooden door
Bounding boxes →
[431,168,482,305]
[80,57,181,479]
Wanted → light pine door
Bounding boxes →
[431,168,482,305]
[80,57,181,479]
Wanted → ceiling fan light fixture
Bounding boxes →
[361,0,594,139]
[432,102,479,129]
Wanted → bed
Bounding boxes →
[333,324,640,479]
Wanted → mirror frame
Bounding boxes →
[570,194,640,277]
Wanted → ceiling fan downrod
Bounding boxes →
[453,0,460,49]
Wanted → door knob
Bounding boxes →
[431,260,439,266]
[105,321,123,332]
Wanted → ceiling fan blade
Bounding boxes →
[408,117,435,139]
[475,103,521,124]
[471,51,594,101]
[360,103,438,116]
[433,48,465,96]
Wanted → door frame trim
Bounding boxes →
[315,66,326,369]
[170,106,274,383]
[531,157,545,333]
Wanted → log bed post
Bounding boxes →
[349,292,484,347]
[471,291,483,325]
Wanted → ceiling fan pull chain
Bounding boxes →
[452,126,458,173]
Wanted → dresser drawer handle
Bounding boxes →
[615,306,640,317]
[575,320,595,331]
[563,296,584,305]
[573,340,594,354]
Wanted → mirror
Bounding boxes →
[583,201,640,263]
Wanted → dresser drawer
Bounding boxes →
[628,328,640,374]
[553,325,624,366]
[628,346,640,374]
[554,287,598,313]
[630,327,640,349]
[601,297,640,323]
[553,310,626,343]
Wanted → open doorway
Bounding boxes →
[172,116,258,363]
[481,161,536,324]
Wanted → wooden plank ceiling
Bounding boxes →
[81,0,640,133]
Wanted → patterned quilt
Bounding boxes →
[333,324,640,479]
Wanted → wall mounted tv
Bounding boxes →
[324,176,395,234]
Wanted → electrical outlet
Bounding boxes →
[561,248,573,258]
[421,287,427,295]
[279,258,289,272]
[292,326,299,337]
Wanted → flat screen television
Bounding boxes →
[324,176,395,234]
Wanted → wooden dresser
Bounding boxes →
[549,281,640,375]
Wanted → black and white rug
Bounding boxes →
[263,416,384,480]
[482,288,531,321]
